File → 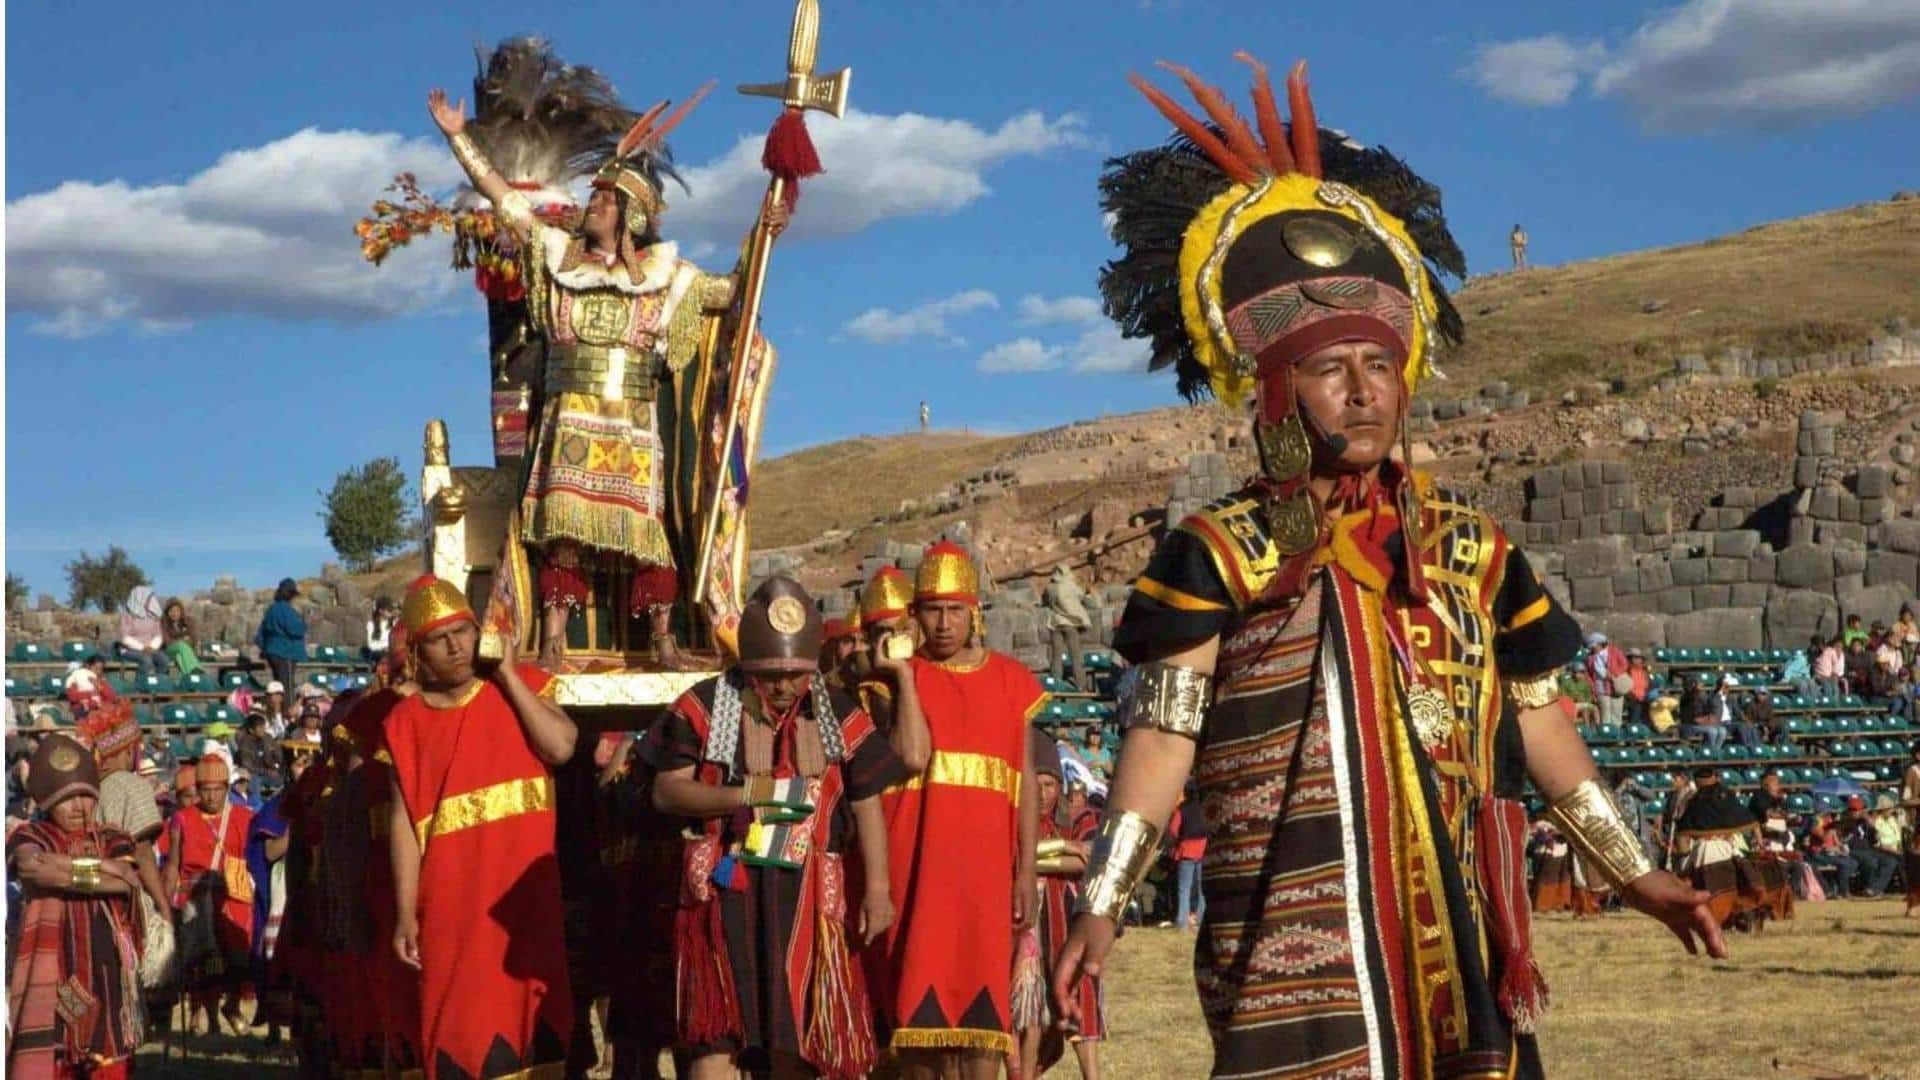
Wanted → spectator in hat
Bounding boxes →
[1623,649,1653,727]
[256,577,307,693]
[261,680,290,738]
[1842,795,1897,897]
[117,584,167,680]
[1584,632,1628,727]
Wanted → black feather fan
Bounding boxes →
[1099,127,1466,401]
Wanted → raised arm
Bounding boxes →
[492,636,576,766]
[879,657,931,774]
[427,89,519,230]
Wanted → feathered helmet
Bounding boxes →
[591,84,711,236]
[1102,55,1465,554]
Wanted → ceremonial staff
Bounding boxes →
[691,0,850,607]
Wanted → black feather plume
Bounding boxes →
[1099,126,1466,401]
[466,38,638,190]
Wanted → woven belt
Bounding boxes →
[545,342,659,401]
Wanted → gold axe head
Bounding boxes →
[738,0,851,117]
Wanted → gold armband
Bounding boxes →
[69,856,103,893]
[1074,811,1162,921]
[1506,671,1563,711]
[448,132,492,181]
[1545,779,1654,890]
[1036,837,1074,875]
[1119,662,1212,739]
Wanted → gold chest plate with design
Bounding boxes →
[572,291,634,346]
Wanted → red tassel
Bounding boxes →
[802,910,877,1080]
[763,109,823,208]
[676,898,742,1047]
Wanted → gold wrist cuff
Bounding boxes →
[1037,837,1070,860]
[1075,810,1162,921]
[1545,779,1654,890]
[1120,662,1212,739]
[448,132,492,180]
[1507,671,1563,711]
[69,856,103,892]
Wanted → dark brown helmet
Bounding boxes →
[29,733,100,809]
[738,575,823,674]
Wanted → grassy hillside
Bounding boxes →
[746,431,1022,549]
[1444,199,1919,394]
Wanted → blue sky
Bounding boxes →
[8,0,1919,598]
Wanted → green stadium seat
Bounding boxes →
[1654,648,1672,663]
[129,672,168,694]
[132,704,155,727]
[176,671,215,693]
[39,675,65,696]
[60,640,98,662]
[12,642,51,662]
[204,703,240,726]
[1786,793,1814,812]
[220,670,255,691]
[4,676,20,697]
[307,672,333,689]
[159,704,197,727]
[1875,764,1897,781]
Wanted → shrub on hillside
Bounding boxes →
[320,457,416,573]
[65,547,149,613]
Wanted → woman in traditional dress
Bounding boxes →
[7,734,145,1079]
[427,79,786,668]
[162,598,203,678]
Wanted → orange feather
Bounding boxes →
[646,80,716,148]
[1233,51,1295,175]
[1156,61,1269,179]
[1287,62,1322,179]
[1128,73,1260,186]
[615,99,672,160]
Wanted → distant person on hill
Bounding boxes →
[920,400,930,432]
[1510,223,1528,269]
[163,597,203,677]
[117,585,167,680]
[256,578,307,692]
[1044,564,1092,692]
[1814,635,1845,699]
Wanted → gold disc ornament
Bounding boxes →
[767,596,807,634]
[1406,684,1453,750]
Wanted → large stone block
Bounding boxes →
[1671,558,1710,587]
[1583,488,1606,516]
[1764,589,1839,649]
[1747,549,1776,583]
[1581,612,1665,649]
[1833,543,1868,577]
[1693,584,1733,609]
[1638,562,1673,593]
[1837,491,1860,523]
[1561,463,1586,491]
[1858,465,1890,499]
[1529,497,1562,523]
[1571,576,1614,611]
[1881,518,1920,555]
[1865,551,1918,591]
[1788,515,1817,547]
[1561,492,1585,521]
[1836,582,1915,630]
[1607,485,1635,511]
[1707,557,1747,584]
[1729,583,1770,608]
[1528,468,1563,500]
[1775,544,1835,589]
[1601,461,1629,484]
[1582,461,1604,488]
[1643,499,1674,534]
[1860,497,1889,525]
[1563,536,1634,579]
[1809,486,1841,520]
[1709,531,1761,559]
[1794,456,1820,489]
[1611,569,1639,596]
[1665,608,1764,650]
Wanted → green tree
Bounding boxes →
[6,573,29,611]
[320,457,416,572]
[65,547,150,613]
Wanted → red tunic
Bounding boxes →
[876,651,1045,1056]
[383,666,572,1080]
[168,803,256,957]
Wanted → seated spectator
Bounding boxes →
[1843,614,1868,648]
[63,657,117,718]
[1648,690,1679,733]
[260,680,291,738]
[1681,674,1736,749]
[116,585,166,680]
[1897,606,1920,667]
[1747,772,1791,850]
[1814,636,1846,700]
[1842,796,1898,897]
[1870,796,1904,864]
[234,712,283,782]
[1747,688,1780,744]
[1866,661,1912,723]
[1081,727,1114,783]
[1780,646,1812,700]
[1876,630,1904,674]
[1805,813,1859,898]
[1844,638,1874,695]
[163,597,204,677]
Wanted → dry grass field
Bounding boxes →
[135,898,1918,1079]
[747,430,1020,549]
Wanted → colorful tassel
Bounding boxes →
[763,109,824,208]
[802,910,877,1080]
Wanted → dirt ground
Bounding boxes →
[136,897,1918,1079]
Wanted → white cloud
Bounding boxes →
[670,107,1092,249]
[6,104,1092,336]
[1067,323,1150,374]
[6,128,466,335]
[978,337,1062,374]
[841,289,999,346]
[1463,34,1605,107]
[1016,294,1103,326]
[1465,1,1920,129]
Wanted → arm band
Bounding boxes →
[1507,671,1563,711]
[1119,662,1212,739]
[1545,779,1655,890]
[68,856,103,893]
[1073,810,1162,921]
[448,132,492,182]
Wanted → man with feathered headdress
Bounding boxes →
[421,41,788,671]
[871,541,1047,1076]
[1051,56,1726,1078]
